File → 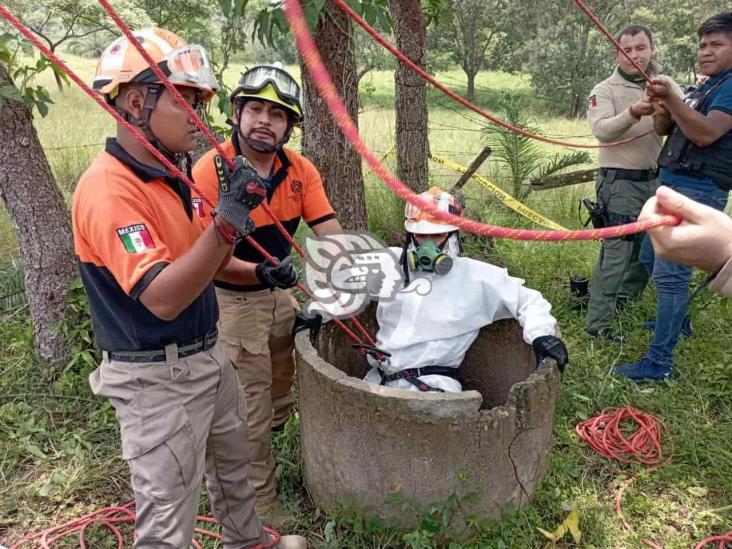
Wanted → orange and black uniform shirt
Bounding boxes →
[72,138,217,352]
[192,135,335,291]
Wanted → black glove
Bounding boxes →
[292,311,323,345]
[255,256,299,289]
[213,155,267,235]
[532,335,569,374]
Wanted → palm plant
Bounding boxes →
[483,96,591,200]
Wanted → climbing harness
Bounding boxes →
[378,366,462,393]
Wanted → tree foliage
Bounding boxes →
[3,0,151,90]
[504,0,644,117]
[0,35,63,118]
[427,0,509,101]
[635,0,730,82]
[422,0,729,116]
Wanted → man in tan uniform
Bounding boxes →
[585,24,677,342]
[75,30,305,548]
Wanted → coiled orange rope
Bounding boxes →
[576,406,673,468]
[8,502,281,549]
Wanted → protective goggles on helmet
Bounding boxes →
[404,197,462,221]
[162,45,218,99]
[131,45,219,100]
[231,65,301,107]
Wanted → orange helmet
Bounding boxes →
[404,187,463,234]
[92,28,219,101]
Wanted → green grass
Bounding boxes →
[1,54,731,548]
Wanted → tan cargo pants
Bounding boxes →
[89,341,267,549]
[216,287,298,505]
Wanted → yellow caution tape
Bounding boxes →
[428,153,567,231]
[364,145,395,179]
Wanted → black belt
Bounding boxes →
[379,366,461,392]
[105,329,218,363]
[599,167,659,181]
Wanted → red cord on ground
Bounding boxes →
[8,502,281,549]
[694,532,732,549]
[576,407,673,469]
[577,408,675,548]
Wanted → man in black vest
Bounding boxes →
[615,11,732,382]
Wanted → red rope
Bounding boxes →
[331,0,652,150]
[614,480,732,549]
[98,0,301,253]
[96,0,230,169]
[614,477,664,549]
[577,408,674,548]
[9,502,281,549]
[283,0,678,241]
[570,0,653,83]
[694,532,732,549]
[95,0,375,346]
[0,4,369,347]
[575,407,673,468]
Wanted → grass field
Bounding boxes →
[1,54,731,548]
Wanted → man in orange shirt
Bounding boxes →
[192,65,341,526]
[74,30,305,548]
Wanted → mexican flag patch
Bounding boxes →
[117,224,155,253]
[192,197,205,218]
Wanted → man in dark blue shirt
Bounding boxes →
[615,11,732,382]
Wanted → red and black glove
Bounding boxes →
[213,155,267,236]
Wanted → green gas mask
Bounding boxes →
[407,238,453,275]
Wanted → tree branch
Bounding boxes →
[29,23,52,49]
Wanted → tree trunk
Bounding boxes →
[389,0,429,193]
[466,71,476,102]
[47,46,65,93]
[569,94,581,118]
[190,126,225,165]
[0,62,76,368]
[299,1,368,231]
[53,66,64,93]
[570,22,590,118]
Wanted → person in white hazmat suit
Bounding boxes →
[363,187,569,393]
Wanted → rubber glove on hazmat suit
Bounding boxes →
[364,187,566,393]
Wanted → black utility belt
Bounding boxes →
[215,282,273,293]
[104,329,218,363]
[599,167,659,181]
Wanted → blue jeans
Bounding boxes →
[639,183,729,366]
